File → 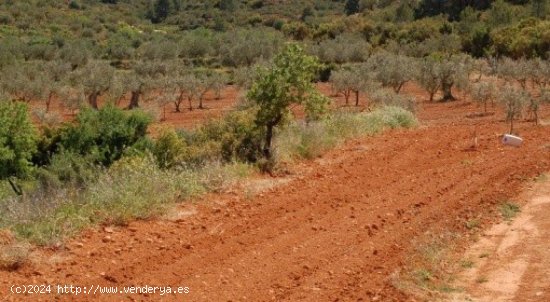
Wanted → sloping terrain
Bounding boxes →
[0,99,549,302]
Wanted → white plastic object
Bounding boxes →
[502,134,523,147]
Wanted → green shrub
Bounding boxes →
[169,109,263,166]
[491,18,550,59]
[375,105,418,129]
[68,1,81,10]
[153,128,189,169]
[56,105,152,166]
[0,102,38,179]
[196,109,263,162]
[500,202,520,221]
[0,13,13,25]
[36,151,99,190]
[370,88,418,113]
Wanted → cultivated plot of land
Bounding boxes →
[1,95,549,301]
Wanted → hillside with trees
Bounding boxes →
[0,0,548,63]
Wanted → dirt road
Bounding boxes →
[452,176,550,302]
[1,99,549,302]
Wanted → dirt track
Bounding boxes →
[2,92,550,301]
[452,176,550,302]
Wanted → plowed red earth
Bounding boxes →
[3,86,550,302]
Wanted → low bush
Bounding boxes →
[35,151,100,190]
[370,88,417,113]
[155,109,263,167]
[0,242,29,271]
[56,105,152,166]
[32,105,152,170]
[274,106,417,163]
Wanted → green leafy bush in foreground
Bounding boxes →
[27,105,153,193]
[56,105,152,166]
[154,108,264,168]
[0,102,38,180]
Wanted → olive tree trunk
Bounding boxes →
[441,82,456,102]
[88,91,100,109]
[126,90,140,109]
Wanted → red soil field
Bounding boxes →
[3,83,550,301]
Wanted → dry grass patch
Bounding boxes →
[0,229,29,271]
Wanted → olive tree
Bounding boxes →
[43,60,71,111]
[155,76,177,121]
[220,29,283,67]
[330,66,374,107]
[470,82,495,114]
[125,61,168,109]
[109,71,129,106]
[497,58,531,90]
[471,58,491,83]
[526,87,550,125]
[416,57,441,102]
[498,85,528,134]
[196,72,215,110]
[174,73,201,112]
[368,52,416,94]
[497,58,548,124]
[193,71,229,108]
[330,69,356,105]
[530,58,550,89]
[311,34,371,64]
[59,86,86,115]
[57,41,90,70]
[138,40,179,61]
[233,65,261,91]
[2,62,47,104]
[177,29,216,60]
[435,55,469,101]
[210,72,227,100]
[247,44,330,160]
[70,60,115,109]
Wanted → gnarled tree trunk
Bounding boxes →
[343,89,351,105]
[188,96,193,111]
[126,90,140,109]
[198,97,205,109]
[88,91,100,109]
[441,81,456,102]
[46,92,54,112]
[263,115,282,160]
[174,92,184,112]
